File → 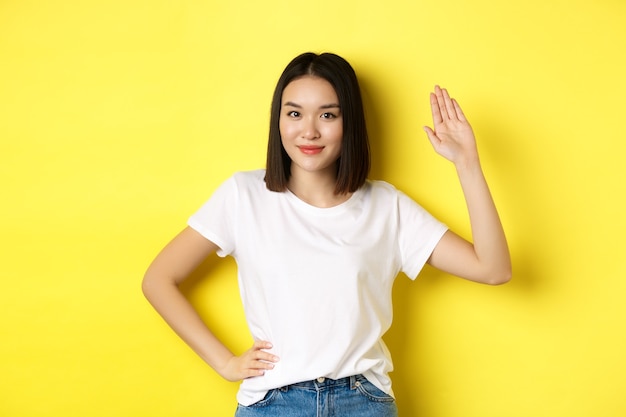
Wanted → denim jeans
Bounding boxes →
[234,374,398,417]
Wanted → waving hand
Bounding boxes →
[421,86,512,285]
[423,85,478,168]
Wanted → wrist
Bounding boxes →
[201,343,236,375]
[213,353,237,380]
[454,155,482,176]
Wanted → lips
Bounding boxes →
[298,145,324,155]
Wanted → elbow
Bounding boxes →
[141,269,163,300]
[484,266,512,286]
[142,268,180,302]
[141,272,154,299]
[486,274,511,286]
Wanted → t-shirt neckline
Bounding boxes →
[284,184,366,216]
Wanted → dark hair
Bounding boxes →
[264,52,370,194]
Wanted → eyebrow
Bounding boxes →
[283,101,341,109]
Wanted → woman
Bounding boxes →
[142,52,511,416]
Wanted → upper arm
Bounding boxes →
[144,226,220,286]
[427,230,489,284]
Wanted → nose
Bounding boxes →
[301,117,320,140]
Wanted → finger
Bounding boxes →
[250,340,278,362]
[251,340,273,350]
[440,87,456,120]
[239,354,276,378]
[253,349,279,363]
[434,85,448,120]
[452,98,467,122]
[249,358,276,371]
[429,92,443,125]
[423,126,441,149]
[243,368,267,378]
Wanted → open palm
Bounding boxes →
[423,85,478,167]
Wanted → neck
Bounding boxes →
[287,169,350,208]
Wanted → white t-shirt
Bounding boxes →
[188,170,447,406]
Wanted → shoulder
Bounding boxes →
[231,169,266,183]
[203,170,266,202]
[227,169,267,191]
[364,179,428,212]
[364,179,404,199]
[227,169,284,202]
[366,179,397,191]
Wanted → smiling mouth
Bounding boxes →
[298,146,324,155]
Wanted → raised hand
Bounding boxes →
[218,340,279,382]
[422,86,512,285]
[423,85,479,168]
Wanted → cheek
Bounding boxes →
[279,120,294,141]
[323,124,343,142]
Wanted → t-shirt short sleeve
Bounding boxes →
[396,190,448,279]
[187,176,238,257]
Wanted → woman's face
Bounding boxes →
[279,76,343,179]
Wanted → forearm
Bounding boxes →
[142,277,235,376]
[424,86,511,284]
[456,159,512,283]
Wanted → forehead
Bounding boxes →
[282,76,338,104]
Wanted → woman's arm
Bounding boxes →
[142,226,279,381]
[423,86,512,285]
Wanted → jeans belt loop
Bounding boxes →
[350,375,358,390]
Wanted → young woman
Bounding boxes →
[142,52,511,416]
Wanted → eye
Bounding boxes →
[321,112,337,119]
[286,110,300,118]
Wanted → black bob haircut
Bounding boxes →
[264,52,370,194]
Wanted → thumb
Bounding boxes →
[423,126,439,146]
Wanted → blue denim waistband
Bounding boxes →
[280,374,365,392]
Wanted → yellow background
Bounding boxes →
[1,0,625,416]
